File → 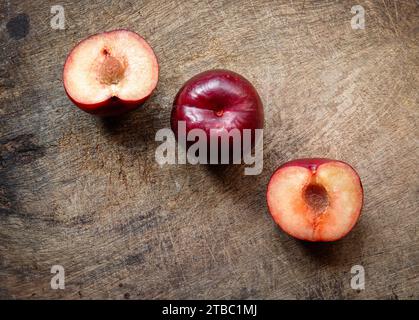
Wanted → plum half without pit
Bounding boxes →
[267,158,364,242]
[63,30,158,116]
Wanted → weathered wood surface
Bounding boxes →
[0,0,418,299]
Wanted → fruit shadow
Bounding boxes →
[291,224,366,266]
[206,163,238,178]
[206,162,268,213]
[98,104,160,152]
[99,113,131,131]
[297,240,342,262]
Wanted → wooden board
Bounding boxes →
[0,0,418,299]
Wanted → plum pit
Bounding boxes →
[303,184,329,214]
[99,51,125,85]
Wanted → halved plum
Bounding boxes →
[267,158,364,242]
[63,29,158,116]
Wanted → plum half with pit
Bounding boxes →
[267,158,364,242]
[63,29,158,116]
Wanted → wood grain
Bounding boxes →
[0,0,418,299]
